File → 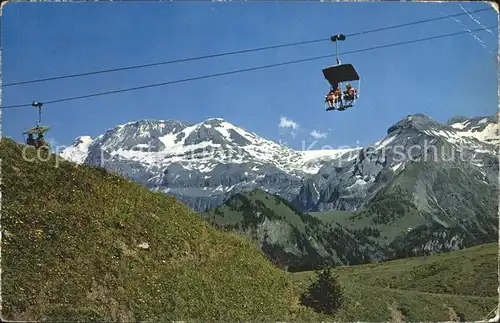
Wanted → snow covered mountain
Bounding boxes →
[61,117,356,210]
[296,113,499,212]
[60,113,498,212]
[447,115,499,145]
[60,136,94,164]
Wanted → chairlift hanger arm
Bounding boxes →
[330,34,346,42]
[32,101,43,126]
[330,34,346,65]
[32,101,43,108]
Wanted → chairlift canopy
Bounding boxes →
[23,125,51,135]
[322,63,360,86]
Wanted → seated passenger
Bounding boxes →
[26,134,36,146]
[325,90,336,108]
[35,133,46,148]
[343,83,358,101]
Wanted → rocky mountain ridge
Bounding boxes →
[60,113,498,212]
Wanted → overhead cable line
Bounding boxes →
[346,6,494,37]
[1,25,495,110]
[2,7,495,88]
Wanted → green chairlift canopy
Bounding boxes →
[23,125,51,135]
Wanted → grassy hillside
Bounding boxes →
[207,158,498,271]
[355,160,498,248]
[293,243,498,321]
[203,189,387,270]
[202,189,328,271]
[310,210,356,225]
[0,139,318,321]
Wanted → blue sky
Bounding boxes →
[2,1,498,150]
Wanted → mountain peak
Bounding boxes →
[115,119,187,129]
[60,135,94,164]
[387,113,441,135]
[203,117,226,123]
[201,117,230,128]
[446,115,499,146]
[74,135,93,145]
[446,116,470,125]
[407,113,432,119]
[384,113,498,147]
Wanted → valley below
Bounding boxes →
[62,112,499,270]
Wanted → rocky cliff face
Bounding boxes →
[202,189,389,271]
[298,113,499,212]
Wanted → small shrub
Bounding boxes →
[299,267,344,316]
